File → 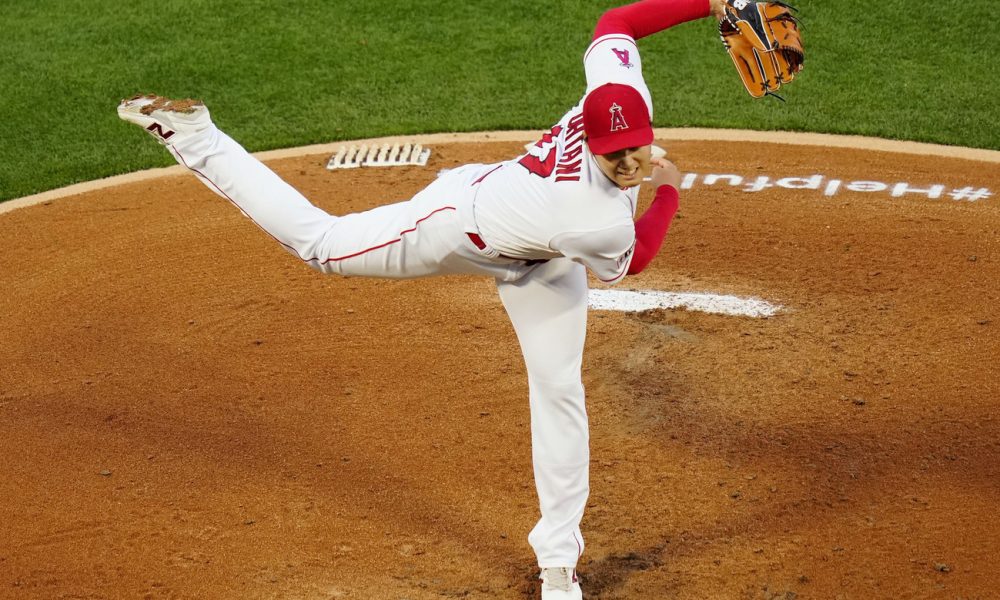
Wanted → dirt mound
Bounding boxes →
[1,140,997,599]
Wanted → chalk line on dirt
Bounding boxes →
[3,128,998,216]
[588,289,781,318]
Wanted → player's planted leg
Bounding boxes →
[496,258,589,600]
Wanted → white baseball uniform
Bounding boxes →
[159,32,652,569]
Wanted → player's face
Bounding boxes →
[594,145,652,188]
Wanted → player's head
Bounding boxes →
[583,83,653,154]
[583,83,654,188]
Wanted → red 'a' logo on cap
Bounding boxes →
[609,102,629,132]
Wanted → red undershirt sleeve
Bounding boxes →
[627,185,679,275]
[594,0,712,40]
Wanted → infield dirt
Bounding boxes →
[1,140,998,599]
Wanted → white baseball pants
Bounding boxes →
[167,125,590,568]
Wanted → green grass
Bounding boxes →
[1,0,996,203]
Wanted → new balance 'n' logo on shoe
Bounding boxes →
[146,123,175,141]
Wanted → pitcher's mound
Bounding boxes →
[1,139,998,599]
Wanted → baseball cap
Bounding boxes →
[583,83,654,155]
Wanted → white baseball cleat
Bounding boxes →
[117,94,212,146]
[540,567,583,600]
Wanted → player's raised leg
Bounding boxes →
[118,94,489,280]
[496,258,589,600]
[118,95,347,267]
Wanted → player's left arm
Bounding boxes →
[593,0,719,41]
[584,0,721,116]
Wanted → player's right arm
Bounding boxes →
[550,223,637,286]
[628,159,681,275]
[551,159,682,282]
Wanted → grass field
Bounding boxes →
[1,0,995,203]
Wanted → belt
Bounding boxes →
[466,232,549,266]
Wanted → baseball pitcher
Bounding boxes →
[117,0,802,597]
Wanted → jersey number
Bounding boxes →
[518,125,563,178]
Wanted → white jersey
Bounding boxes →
[470,33,652,285]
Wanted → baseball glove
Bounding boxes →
[719,0,804,100]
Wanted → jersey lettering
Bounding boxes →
[555,160,582,179]
[530,125,563,149]
[518,125,563,178]
[519,152,558,178]
[561,143,583,164]
[555,113,586,182]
